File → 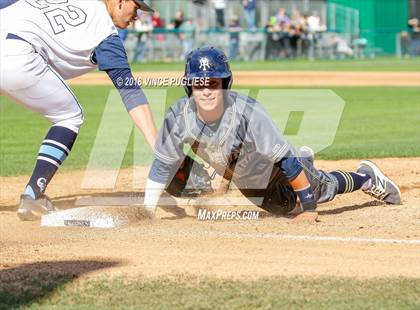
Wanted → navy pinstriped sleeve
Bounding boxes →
[94,35,129,70]
[0,0,18,9]
[94,35,147,111]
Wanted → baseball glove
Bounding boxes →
[166,155,214,198]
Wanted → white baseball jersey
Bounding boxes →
[0,0,118,79]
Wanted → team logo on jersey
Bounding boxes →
[199,57,211,71]
[37,178,47,192]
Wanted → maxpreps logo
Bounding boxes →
[197,209,259,221]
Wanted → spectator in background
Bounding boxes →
[276,7,289,26]
[272,7,292,58]
[229,15,242,60]
[170,10,185,31]
[290,9,307,58]
[169,10,185,42]
[307,11,327,59]
[169,11,194,59]
[278,22,291,58]
[152,10,165,42]
[152,10,165,29]
[307,11,326,33]
[288,25,300,58]
[212,0,226,28]
[408,18,420,57]
[265,16,281,59]
[299,14,311,58]
[180,17,195,58]
[242,0,256,29]
[399,30,411,57]
[266,9,307,59]
[191,0,207,29]
[133,13,153,63]
[291,9,305,28]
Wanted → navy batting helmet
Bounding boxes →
[184,47,233,97]
[134,0,154,12]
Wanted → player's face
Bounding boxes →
[112,0,139,28]
[192,79,224,114]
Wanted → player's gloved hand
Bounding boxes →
[166,156,214,198]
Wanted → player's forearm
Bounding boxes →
[144,158,177,212]
[103,66,158,147]
[279,156,317,211]
[144,178,166,211]
[289,170,317,211]
[129,104,158,148]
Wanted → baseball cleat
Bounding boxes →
[356,160,401,205]
[299,146,315,163]
[17,194,59,221]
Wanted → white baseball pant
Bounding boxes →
[0,35,84,133]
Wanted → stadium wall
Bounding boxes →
[327,0,409,54]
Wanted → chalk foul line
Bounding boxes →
[169,230,420,245]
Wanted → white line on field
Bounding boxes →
[75,196,262,206]
[172,230,420,245]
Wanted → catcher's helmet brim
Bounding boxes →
[134,0,154,12]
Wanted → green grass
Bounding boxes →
[130,57,420,72]
[1,86,419,176]
[0,275,419,309]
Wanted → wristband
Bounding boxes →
[295,186,317,212]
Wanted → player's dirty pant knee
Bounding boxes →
[299,157,339,204]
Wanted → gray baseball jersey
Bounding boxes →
[153,91,294,190]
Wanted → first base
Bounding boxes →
[41,206,151,228]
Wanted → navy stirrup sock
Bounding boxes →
[330,170,371,194]
[24,126,77,199]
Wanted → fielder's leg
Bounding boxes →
[0,37,84,220]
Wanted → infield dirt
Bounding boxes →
[1,158,419,280]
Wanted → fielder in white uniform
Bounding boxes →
[0,0,157,220]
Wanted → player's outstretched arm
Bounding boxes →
[94,35,158,148]
[288,170,319,224]
[144,177,165,216]
[144,158,179,217]
[129,105,157,148]
[279,157,318,223]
